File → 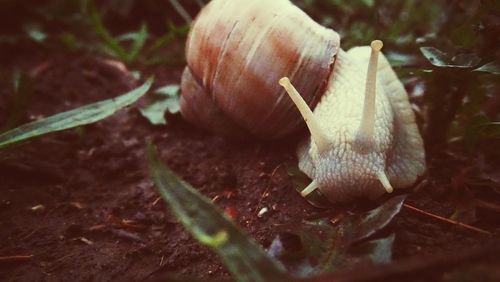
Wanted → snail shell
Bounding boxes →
[180,0,340,138]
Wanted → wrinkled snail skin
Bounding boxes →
[180,0,426,203]
[294,47,425,203]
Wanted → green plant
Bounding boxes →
[83,0,190,66]
[85,0,148,65]
[0,78,153,150]
[140,84,181,125]
[0,0,190,66]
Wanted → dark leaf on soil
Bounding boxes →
[420,47,481,69]
[420,47,452,67]
[147,144,288,282]
[272,196,405,275]
[473,60,500,75]
[451,53,481,68]
[346,195,407,243]
[348,233,395,265]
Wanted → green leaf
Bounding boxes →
[155,85,180,97]
[268,232,311,268]
[0,78,153,150]
[361,234,395,264]
[117,23,149,64]
[87,0,127,60]
[385,52,420,67]
[361,0,374,7]
[473,60,500,75]
[347,195,406,243]
[420,47,483,69]
[272,196,406,274]
[345,233,395,267]
[451,53,481,68]
[140,84,181,125]
[420,47,452,67]
[147,144,288,282]
[24,24,47,42]
[147,22,189,55]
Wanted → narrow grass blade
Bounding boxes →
[348,195,406,243]
[87,0,127,60]
[147,144,287,282]
[168,0,192,24]
[0,78,153,150]
[3,71,33,130]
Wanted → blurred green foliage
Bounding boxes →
[0,0,191,66]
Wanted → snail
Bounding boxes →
[179,0,426,203]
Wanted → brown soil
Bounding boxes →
[0,51,499,282]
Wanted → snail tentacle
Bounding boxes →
[279,77,330,153]
[355,40,384,152]
[300,180,319,197]
[377,170,394,194]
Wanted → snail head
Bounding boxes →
[279,40,394,201]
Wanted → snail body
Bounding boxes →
[180,0,426,203]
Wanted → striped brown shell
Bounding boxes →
[180,0,340,139]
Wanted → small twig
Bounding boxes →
[475,199,500,213]
[77,237,94,245]
[150,196,162,208]
[0,255,34,264]
[168,0,192,24]
[403,203,492,236]
[252,163,283,216]
[20,206,57,240]
[254,186,271,216]
[120,219,148,231]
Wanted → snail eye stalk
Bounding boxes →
[279,77,330,153]
[356,40,383,151]
[300,180,319,197]
[377,171,394,193]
